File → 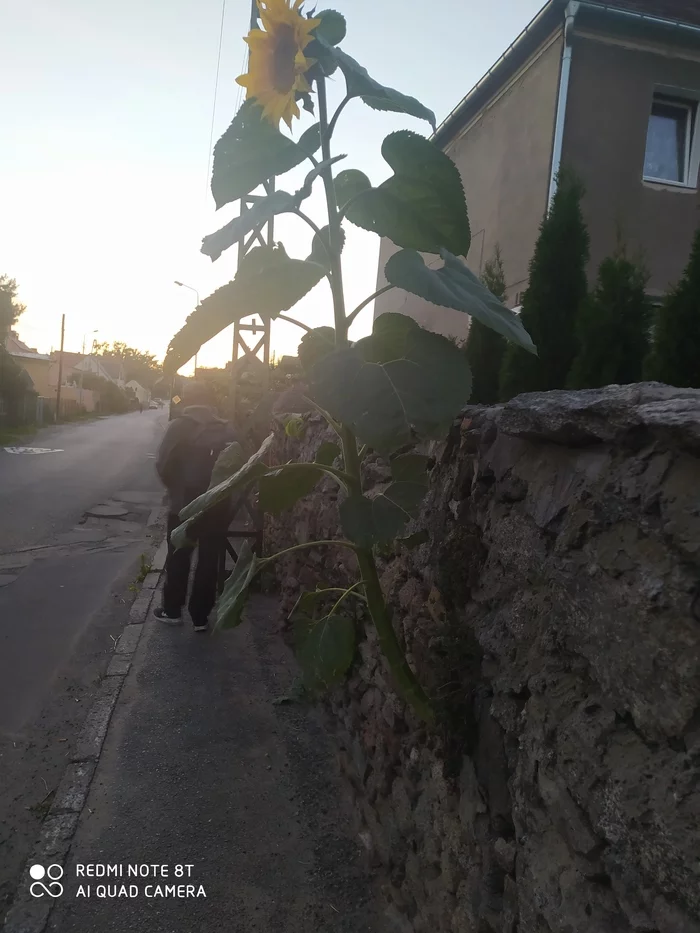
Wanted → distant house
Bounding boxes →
[98,357,126,387]
[126,380,150,405]
[5,332,52,397]
[375,0,700,340]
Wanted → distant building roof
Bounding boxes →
[5,332,52,362]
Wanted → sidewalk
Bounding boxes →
[10,585,382,932]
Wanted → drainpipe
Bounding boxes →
[548,1,580,207]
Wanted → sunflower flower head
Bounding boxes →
[236,0,321,129]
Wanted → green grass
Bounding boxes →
[0,425,37,446]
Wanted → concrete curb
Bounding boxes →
[2,512,168,933]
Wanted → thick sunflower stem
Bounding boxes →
[316,76,434,725]
[317,76,348,345]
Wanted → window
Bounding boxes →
[644,94,696,186]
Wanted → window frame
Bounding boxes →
[643,89,700,189]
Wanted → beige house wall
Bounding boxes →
[563,28,700,295]
[374,32,564,340]
[14,357,53,397]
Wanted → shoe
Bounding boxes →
[154,607,183,625]
[192,623,208,633]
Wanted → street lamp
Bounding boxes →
[174,281,201,373]
[79,329,98,406]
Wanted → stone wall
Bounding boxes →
[265,384,700,933]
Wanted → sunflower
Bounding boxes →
[236,0,321,129]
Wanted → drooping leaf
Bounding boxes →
[170,435,275,553]
[325,45,436,130]
[306,225,345,271]
[216,540,259,631]
[298,123,322,156]
[340,482,426,548]
[343,132,470,256]
[335,169,372,211]
[258,441,340,514]
[210,441,246,488]
[390,453,431,484]
[385,249,537,354]
[211,102,320,209]
[312,313,473,454]
[298,326,336,372]
[293,613,356,691]
[201,190,297,262]
[312,9,346,45]
[202,157,346,263]
[164,246,326,372]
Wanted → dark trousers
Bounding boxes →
[162,511,226,624]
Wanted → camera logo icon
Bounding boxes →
[29,864,64,898]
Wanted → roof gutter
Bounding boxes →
[577,2,700,37]
[548,2,579,207]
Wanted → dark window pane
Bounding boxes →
[644,101,689,182]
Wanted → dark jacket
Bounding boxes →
[156,405,236,513]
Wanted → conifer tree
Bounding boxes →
[500,169,589,399]
[568,247,651,388]
[646,225,700,388]
[465,246,506,404]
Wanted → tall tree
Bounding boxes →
[93,341,162,389]
[568,247,651,389]
[500,169,589,399]
[0,275,26,337]
[464,245,507,404]
[646,225,700,388]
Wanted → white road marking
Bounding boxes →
[3,447,64,454]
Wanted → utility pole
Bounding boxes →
[55,314,65,423]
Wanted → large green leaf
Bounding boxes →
[170,434,274,550]
[385,249,537,354]
[293,613,356,691]
[216,540,259,631]
[164,246,326,372]
[210,441,246,487]
[340,482,426,548]
[211,101,320,209]
[390,453,431,484]
[325,45,436,130]
[201,191,296,262]
[258,441,340,514]
[335,170,371,211]
[342,132,470,256]
[298,326,335,372]
[312,313,473,453]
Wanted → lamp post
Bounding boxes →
[174,281,200,374]
[80,329,98,407]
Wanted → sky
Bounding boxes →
[1,0,545,372]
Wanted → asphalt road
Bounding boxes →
[0,409,168,911]
[0,409,167,554]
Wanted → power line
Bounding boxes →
[204,0,228,202]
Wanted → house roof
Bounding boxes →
[99,358,124,379]
[433,0,700,148]
[5,333,52,362]
[58,351,86,369]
